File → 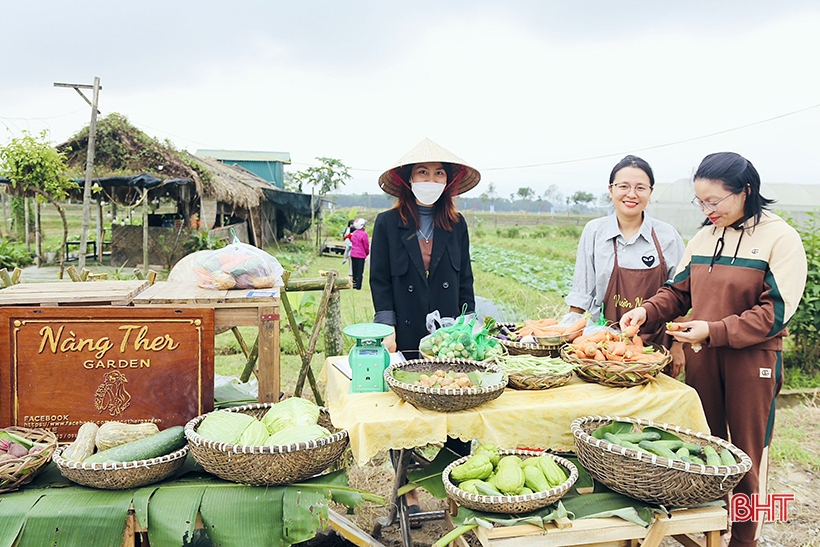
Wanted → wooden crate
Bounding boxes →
[471,506,727,547]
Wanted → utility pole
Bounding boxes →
[54,77,101,270]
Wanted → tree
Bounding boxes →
[597,192,612,210]
[0,131,76,276]
[571,191,595,212]
[290,157,351,194]
[543,184,562,210]
[517,187,534,201]
[289,157,351,254]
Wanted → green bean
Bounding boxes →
[495,354,576,375]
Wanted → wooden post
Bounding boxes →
[324,289,343,357]
[24,196,30,253]
[142,188,149,274]
[96,194,103,262]
[34,199,41,266]
[78,76,101,271]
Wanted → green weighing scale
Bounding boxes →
[343,323,394,393]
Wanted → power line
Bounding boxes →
[481,101,820,171]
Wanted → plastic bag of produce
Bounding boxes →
[193,230,284,290]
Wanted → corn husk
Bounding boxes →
[261,398,319,435]
[236,419,270,446]
[196,411,256,444]
[264,424,331,446]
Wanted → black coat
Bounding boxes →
[370,208,476,353]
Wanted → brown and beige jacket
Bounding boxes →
[642,211,807,351]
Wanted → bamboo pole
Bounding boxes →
[324,289,343,357]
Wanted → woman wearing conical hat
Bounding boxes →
[370,138,480,355]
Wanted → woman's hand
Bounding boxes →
[666,320,709,347]
[619,307,647,331]
[383,330,397,353]
[669,341,686,379]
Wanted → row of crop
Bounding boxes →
[470,243,574,296]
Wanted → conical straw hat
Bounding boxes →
[378,138,480,197]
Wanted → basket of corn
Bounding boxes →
[492,354,576,390]
[384,358,508,412]
[0,427,58,494]
[560,326,670,387]
[53,422,188,490]
[443,445,578,514]
[571,415,751,507]
[184,398,348,485]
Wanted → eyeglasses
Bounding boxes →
[610,183,652,195]
[691,193,734,212]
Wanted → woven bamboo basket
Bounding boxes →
[184,403,348,486]
[571,415,751,507]
[384,358,507,412]
[560,344,671,387]
[443,449,578,514]
[0,427,58,494]
[495,323,563,357]
[52,445,188,490]
[507,369,573,390]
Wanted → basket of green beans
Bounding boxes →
[492,354,577,390]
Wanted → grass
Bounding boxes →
[770,406,820,471]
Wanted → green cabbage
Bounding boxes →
[236,418,270,446]
[262,397,320,435]
[264,424,331,446]
[197,411,256,444]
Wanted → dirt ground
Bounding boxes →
[318,403,820,547]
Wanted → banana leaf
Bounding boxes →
[17,488,134,547]
[0,465,381,547]
[451,501,569,530]
[560,491,666,527]
[0,490,45,547]
[402,447,461,499]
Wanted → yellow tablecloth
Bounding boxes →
[319,357,710,465]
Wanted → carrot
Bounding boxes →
[593,350,606,361]
[666,322,682,332]
[583,343,598,357]
[630,336,644,348]
[611,341,627,357]
[589,331,607,344]
[573,335,591,346]
[622,325,640,338]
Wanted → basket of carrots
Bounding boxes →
[495,316,587,357]
[560,326,671,387]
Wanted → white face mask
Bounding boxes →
[411,182,446,206]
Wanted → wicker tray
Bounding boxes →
[443,449,578,514]
[184,403,349,486]
[571,415,751,507]
[384,358,507,412]
[0,427,58,494]
[560,344,671,387]
[495,323,562,357]
[53,445,188,490]
[507,369,573,390]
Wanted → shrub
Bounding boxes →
[532,226,553,239]
[785,211,820,372]
[556,225,582,238]
[503,227,520,239]
[0,240,34,270]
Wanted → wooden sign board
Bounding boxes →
[0,307,214,441]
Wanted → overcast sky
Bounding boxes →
[2,1,820,199]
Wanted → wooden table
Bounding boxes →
[131,282,281,403]
[0,280,149,307]
[471,506,727,547]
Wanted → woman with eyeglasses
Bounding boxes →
[620,152,807,547]
[565,155,686,369]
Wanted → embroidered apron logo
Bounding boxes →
[759,368,772,378]
[641,255,655,267]
[751,248,760,255]
[613,294,644,310]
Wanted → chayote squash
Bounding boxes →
[536,455,567,488]
[523,464,552,493]
[455,479,482,494]
[473,443,501,467]
[494,455,525,495]
[450,453,493,482]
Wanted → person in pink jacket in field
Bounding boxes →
[349,218,370,290]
